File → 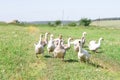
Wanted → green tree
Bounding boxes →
[55,20,61,26]
[79,18,91,26]
[48,22,55,27]
[48,22,51,26]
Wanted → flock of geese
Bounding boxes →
[34,32,104,62]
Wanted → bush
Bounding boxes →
[79,18,91,26]
[48,22,51,26]
[48,22,55,27]
[68,22,77,27]
[55,20,61,26]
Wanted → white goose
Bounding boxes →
[54,34,64,47]
[72,32,87,52]
[78,40,90,62]
[42,32,49,47]
[88,37,104,52]
[53,39,66,60]
[34,34,44,57]
[81,32,87,46]
[71,32,87,46]
[47,34,55,53]
[62,37,73,50]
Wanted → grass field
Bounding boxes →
[0,23,120,80]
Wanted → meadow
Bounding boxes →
[0,23,120,80]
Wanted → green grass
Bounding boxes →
[0,23,120,80]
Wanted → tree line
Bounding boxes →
[48,18,91,27]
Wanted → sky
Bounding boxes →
[0,0,120,21]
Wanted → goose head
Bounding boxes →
[99,37,104,41]
[82,32,87,37]
[68,37,73,41]
[59,34,63,39]
[45,32,49,35]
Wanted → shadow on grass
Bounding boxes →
[64,59,78,63]
[83,45,88,48]
[88,61,105,69]
[44,55,52,58]
[89,50,103,54]
[96,51,103,53]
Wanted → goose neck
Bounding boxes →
[67,39,71,47]
[45,33,48,41]
[39,35,42,44]
[98,39,102,45]
[78,42,82,53]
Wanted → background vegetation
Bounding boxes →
[79,18,91,26]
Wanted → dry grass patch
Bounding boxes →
[27,26,39,33]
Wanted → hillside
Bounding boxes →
[91,20,120,28]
